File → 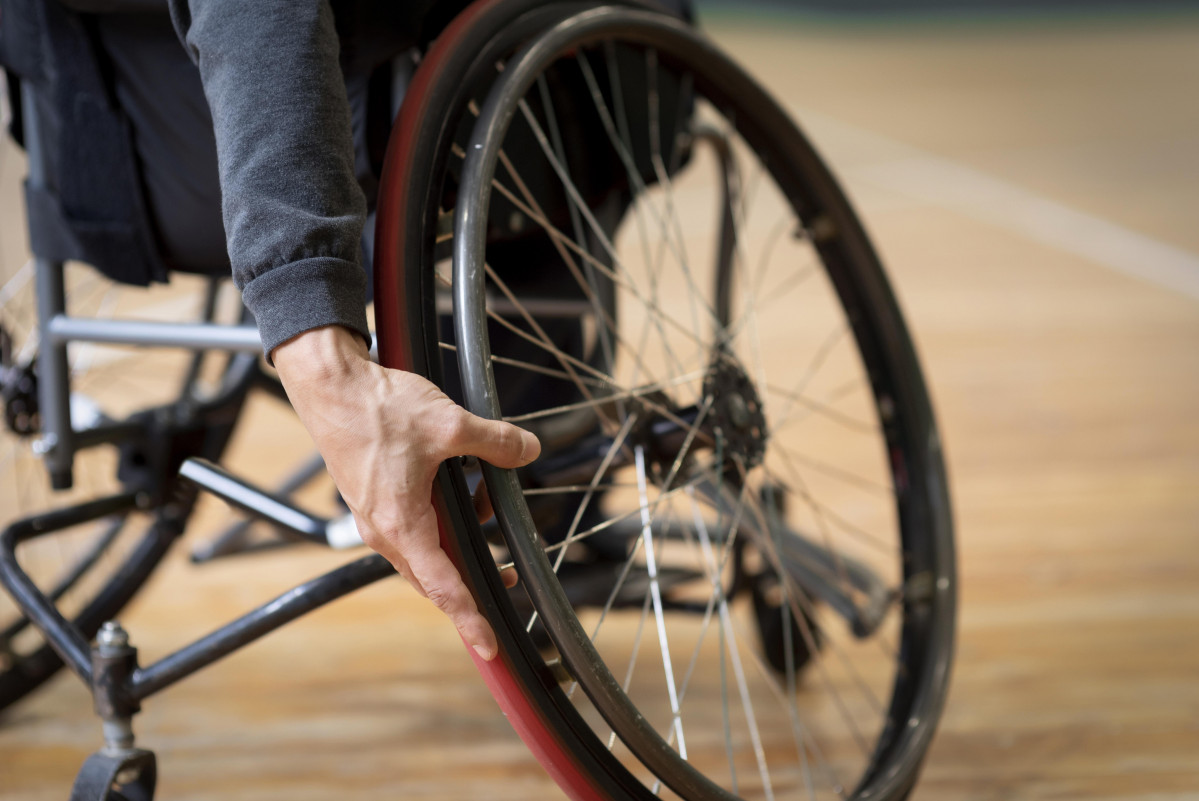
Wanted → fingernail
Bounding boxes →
[520,430,541,465]
[473,644,495,661]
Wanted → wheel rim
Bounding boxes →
[446,8,955,800]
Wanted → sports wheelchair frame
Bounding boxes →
[1,2,956,799]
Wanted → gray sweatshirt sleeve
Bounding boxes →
[167,0,370,358]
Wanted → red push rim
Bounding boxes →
[373,2,614,798]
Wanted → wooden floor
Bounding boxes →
[3,9,1199,800]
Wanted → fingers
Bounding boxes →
[286,359,515,663]
[447,411,540,469]
[401,515,499,661]
[499,565,519,589]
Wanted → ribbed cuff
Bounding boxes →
[240,256,371,362]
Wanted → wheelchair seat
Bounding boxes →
[0,0,451,286]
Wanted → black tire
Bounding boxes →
[441,8,955,800]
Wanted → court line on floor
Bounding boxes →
[796,109,1199,302]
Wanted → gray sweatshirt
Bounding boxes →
[167,0,370,357]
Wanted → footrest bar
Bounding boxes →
[179,458,328,544]
[190,451,329,562]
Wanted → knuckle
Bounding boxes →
[424,584,453,611]
[356,518,404,558]
[358,526,384,550]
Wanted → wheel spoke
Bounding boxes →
[501,369,704,424]
[766,325,849,437]
[774,445,896,499]
[482,169,719,369]
[688,489,777,799]
[634,444,689,759]
[576,48,694,388]
[761,382,879,435]
[729,458,885,743]
[549,413,638,574]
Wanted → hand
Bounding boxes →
[272,325,540,660]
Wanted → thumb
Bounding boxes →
[449,411,541,468]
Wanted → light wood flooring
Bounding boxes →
[2,8,1198,800]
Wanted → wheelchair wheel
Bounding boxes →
[377,4,955,799]
[0,264,234,710]
[378,1,715,797]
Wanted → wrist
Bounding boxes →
[272,325,370,388]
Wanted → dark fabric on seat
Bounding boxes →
[94,11,228,275]
[0,0,168,284]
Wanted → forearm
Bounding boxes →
[167,0,370,357]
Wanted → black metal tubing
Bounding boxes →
[691,126,737,330]
[177,278,225,395]
[0,493,140,685]
[0,516,124,644]
[2,492,393,709]
[130,554,394,700]
[71,418,149,451]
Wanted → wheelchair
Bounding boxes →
[0,1,957,798]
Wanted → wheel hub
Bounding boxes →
[704,355,768,473]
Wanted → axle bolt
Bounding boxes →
[97,621,130,653]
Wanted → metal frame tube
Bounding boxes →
[178,458,329,542]
[22,88,74,489]
[0,516,124,644]
[47,316,263,352]
[33,260,72,488]
[7,74,398,728]
[0,498,393,703]
[0,494,142,684]
[3,61,403,739]
[191,451,328,562]
[130,554,393,700]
